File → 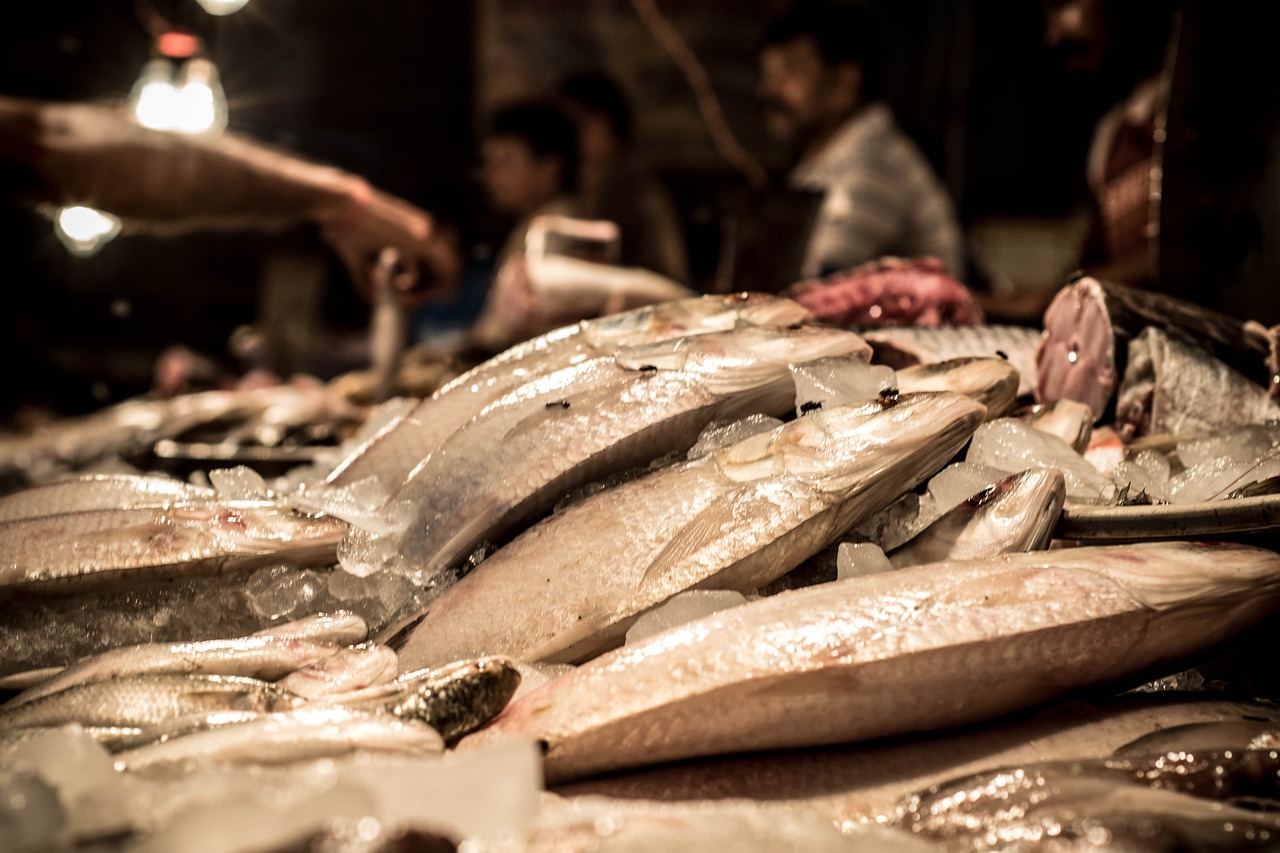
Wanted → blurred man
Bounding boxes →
[758,0,964,280]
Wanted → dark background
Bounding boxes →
[1,0,1275,417]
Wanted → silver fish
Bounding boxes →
[0,500,348,597]
[0,473,214,523]
[348,324,872,583]
[461,541,1280,784]
[6,636,344,707]
[886,468,1065,569]
[323,657,521,745]
[250,610,369,645]
[112,705,443,770]
[895,356,1021,420]
[392,392,985,670]
[276,642,399,699]
[325,292,813,491]
[0,673,300,732]
[858,323,1043,398]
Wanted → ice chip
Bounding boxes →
[511,662,576,703]
[8,725,116,802]
[208,465,271,500]
[626,590,748,645]
[967,418,1116,504]
[687,415,784,460]
[836,542,893,579]
[790,356,896,413]
[0,764,66,853]
[292,478,400,535]
[244,565,323,620]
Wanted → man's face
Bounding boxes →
[758,36,855,147]
[481,136,561,218]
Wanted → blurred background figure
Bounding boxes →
[757,0,965,280]
[553,69,692,287]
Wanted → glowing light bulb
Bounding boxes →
[131,58,181,131]
[129,57,227,135]
[54,206,122,256]
[196,0,251,14]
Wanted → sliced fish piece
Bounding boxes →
[0,673,301,732]
[351,323,871,583]
[112,706,444,770]
[0,500,348,597]
[325,292,812,491]
[461,541,1280,783]
[895,356,1021,419]
[5,636,344,707]
[886,468,1065,568]
[391,392,985,670]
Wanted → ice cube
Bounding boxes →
[244,565,323,621]
[625,590,748,645]
[7,725,116,802]
[688,415,784,460]
[967,419,1116,504]
[208,465,271,500]
[790,357,896,413]
[836,542,893,579]
[0,764,66,853]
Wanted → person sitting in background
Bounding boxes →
[467,98,586,352]
[0,94,461,306]
[757,0,965,282]
[553,69,692,287]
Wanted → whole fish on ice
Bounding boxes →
[325,292,812,492]
[391,392,985,670]
[346,323,871,582]
[462,540,1280,783]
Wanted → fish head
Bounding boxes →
[957,467,1067,553]
[168,502,348,552]
[714,392,986,491]
[615,325,872,396]
[1078,542,1280,614]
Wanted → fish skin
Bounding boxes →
[6,636,344,707]
[887,468,1066,569]
[250,610,369,646]
[895,356,1021,420]
[461,541,1280,784]
[275,642,399,699]
[0,473,214,523]
[392,392,986,671]
[0,673,301,732]
[112,705,444,770]
[325,293,813,491]
[859,323,1043,399]
[554,696,1280,827]
[353,324,872,584]
[0,501,348,597]
[385,657,522,745]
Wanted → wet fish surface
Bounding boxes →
[0,473,214,523]
[391,392,985,670]
[346,323,871,583]
[325,292,813,492]
[895,356,1021,420]
[462,541,1280,783]
[858,323,1043,399]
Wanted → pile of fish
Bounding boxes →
[4,284,1280,851]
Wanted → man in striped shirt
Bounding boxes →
[758,1,964,281]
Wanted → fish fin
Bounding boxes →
[637,482,816,596]
[380,611,429,652]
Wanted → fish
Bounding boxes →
[4,636,345,707]
[323,657,522,746]
[391,392,986,671]
[347,323,872,583]
[112,705,444,770]
[857,323,1043,399]
[0,673,301,732]
[554,695,1280,828]
[0,473,214,523]
[250,610,370,645]
[1115,325,1280,440]
[896,752,1280,850]
[0,500,348,597]
[895,356,1021,419]
[886,468,1065,569]
[324,292,813,492]
[1035,275,1280,420]
[460,541,1280,784]
[275,642,399,698]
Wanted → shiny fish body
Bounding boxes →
[463,541,1280,783]
[394,392,986,670]
[895,356,1021,420]
[0,500,348,596]
[112,706,444,770]
[6,636,344,707]
[858,323,1043,398]
[250,610,369,645]
[357,324,872,582]
[0,473,214,523]
[0,673,301,732]
[325,292,812,491]
[887,468,1065,569]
